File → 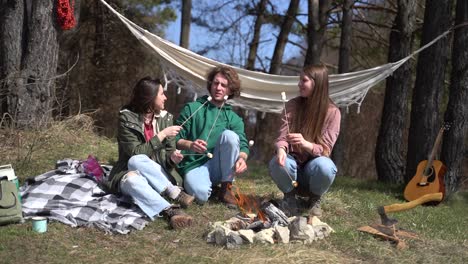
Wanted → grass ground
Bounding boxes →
[1,116,467,264]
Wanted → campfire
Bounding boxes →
[206,186,334,249]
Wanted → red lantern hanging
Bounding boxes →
[57,0,76,30]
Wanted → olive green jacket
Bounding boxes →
[104,109,182,194]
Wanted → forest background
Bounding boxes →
[0,0,466,195]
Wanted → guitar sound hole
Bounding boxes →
[423,167,435,182]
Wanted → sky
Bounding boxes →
[163,1,309,71]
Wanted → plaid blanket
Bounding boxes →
[20,165,148,234]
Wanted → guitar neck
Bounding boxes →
[424,126,445,174]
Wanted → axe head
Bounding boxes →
[377,206,398,226]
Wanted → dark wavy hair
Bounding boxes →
[125,77,164,114]
[206,66,241,99]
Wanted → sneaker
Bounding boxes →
[175,191,195,208]
[162,206,193,229]
[306,194,322,217]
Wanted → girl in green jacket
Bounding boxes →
[108,77,194,229]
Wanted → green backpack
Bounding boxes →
[0,173,23,225]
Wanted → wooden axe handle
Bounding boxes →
[383,192,443,213]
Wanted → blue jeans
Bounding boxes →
[120,154,173,219]
[184,130,240,203]
[269,154,337,196]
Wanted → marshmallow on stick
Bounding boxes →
[281,92,296,187]
[180,96,212,127]
[281,91,291,134]
[281,92,287,102]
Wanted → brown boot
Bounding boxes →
[162,206,193,229]
[218,182,237,208]
[175,191,195,208]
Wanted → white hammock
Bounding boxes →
[99,0,452,113]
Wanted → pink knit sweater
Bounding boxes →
[275,96,341,164]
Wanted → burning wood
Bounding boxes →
[206,186,334,248]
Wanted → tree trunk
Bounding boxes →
[375,0,417,184]
[58,0,162,136]
[406,0,454,183]
[269,0,299,74]
[166,0,193,120]
[0,0,24,120]
[245,0,267,70]
[251,0,299,163]
[332,0,353,176]
[337,0,352,74]
[179,0,191,49]
[304,0,331,66]
[441,0,468,196]
[252,112,281,162]
[0,0,58,128]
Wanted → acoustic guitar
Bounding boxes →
[403,123,450,203]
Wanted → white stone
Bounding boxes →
[238,229,255,244]
[274,225,290,244]
[254,228,275,244]
[309,216,335,233]
[289,217,316,244]
[206,229,216,243]
[214,225,233,245]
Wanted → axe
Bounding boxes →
[377,192,443,226]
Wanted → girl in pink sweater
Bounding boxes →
[269,64,341,218]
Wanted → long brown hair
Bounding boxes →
[291,64,330,147]
[125,77,164,114]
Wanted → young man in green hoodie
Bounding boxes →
[175,66,249,207]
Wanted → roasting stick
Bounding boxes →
[227,139,255,183]
[175,149,212,159]
[281,91,298,188]
[205,95,228,141]
[281,92,291,134]
[179,96,214,158]
[179,96,212,127]
[183,153,213,159]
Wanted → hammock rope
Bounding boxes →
[98,0,453,113]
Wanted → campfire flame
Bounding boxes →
[231,185,267,222]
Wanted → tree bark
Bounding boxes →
[0,0,24,120]
[338,0,353,74]
[441,0,468,196]
[179,0,191,49]
[269,0,299,74]
[245,0,267,70]
[167,0,193,120]
[252,112,281,162]
[406,0,454,183]
[251,0,299,163]
[332,0,353,176]
[304,0,331,66]
[0,0,58,128]
[375,0,417,184]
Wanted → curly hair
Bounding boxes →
[206,66,241,99]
